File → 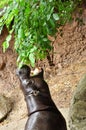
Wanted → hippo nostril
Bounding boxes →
[28,80,34,85]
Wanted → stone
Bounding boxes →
[69,74,86,130]
[0,94,12,122]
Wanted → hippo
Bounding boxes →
[16,65,67,130]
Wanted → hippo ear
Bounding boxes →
[37,68,44,79]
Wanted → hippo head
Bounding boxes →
[16,65,31,80]
[16,65,49,96]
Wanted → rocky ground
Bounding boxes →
[0,6,86,130]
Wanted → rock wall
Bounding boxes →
[69,74,86,130]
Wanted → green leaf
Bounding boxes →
[3,41,9,52]
[30,46,37,53]
[6,34,12,42]
[18,27,25,39]
[43,38,48,42]
[49,0,53,2]
[29,53,35,67]
[49,19,55,28]
[47,14,51,21]
[18,60,24,69]
[53,13,59,21]
[0,26,3,34]
[2,34,11,52]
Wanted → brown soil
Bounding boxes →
[0,7,86,126]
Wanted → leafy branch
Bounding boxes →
[0,0,83,67]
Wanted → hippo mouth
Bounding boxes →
[31,67,42,76]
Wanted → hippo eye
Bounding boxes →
[23,79,34,88]
[28,80,34,85]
